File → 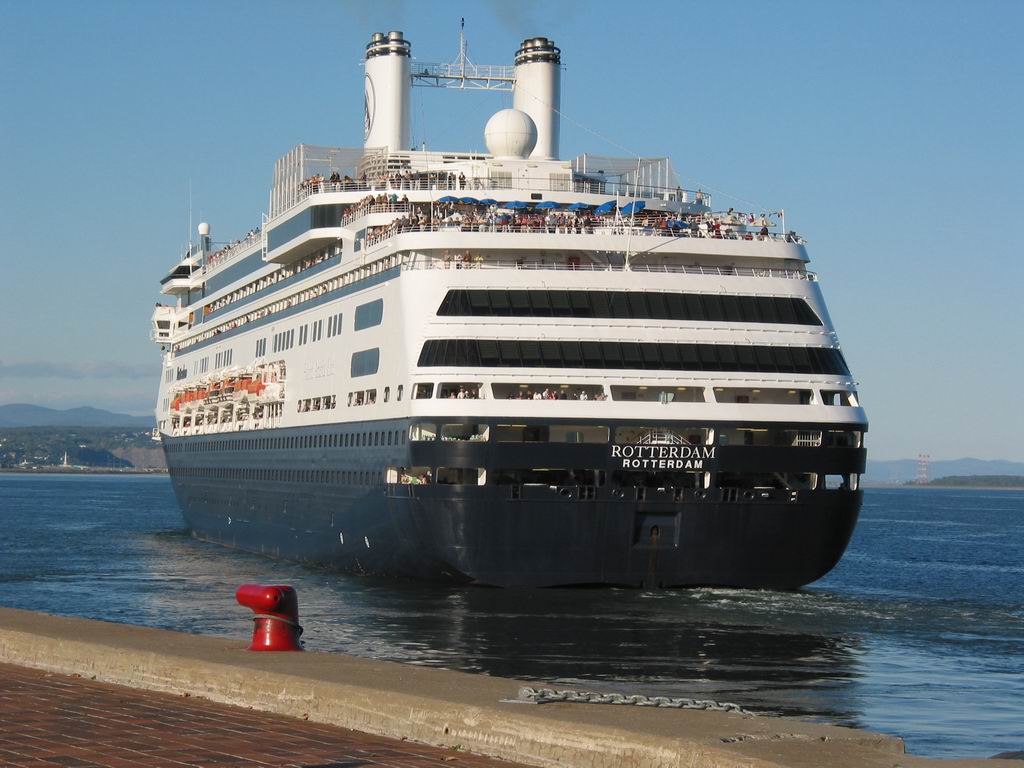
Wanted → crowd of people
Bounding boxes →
[204,227,262,271]
[505,388,607,401]
[357,200,787,248]
[204,248,335,317]
[441,386,481,400]
[301,169,469,194]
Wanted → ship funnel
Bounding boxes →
[364,30,412,153]
[512,37,561,160]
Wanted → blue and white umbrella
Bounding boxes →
[594,201,616,215]
[535,201,560,209]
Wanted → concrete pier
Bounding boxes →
[0,607,1014,768]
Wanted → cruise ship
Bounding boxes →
[152,30,867,589]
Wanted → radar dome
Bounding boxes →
[485,109,537,159]
[197,222,210,237]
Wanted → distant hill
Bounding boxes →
[0,404,152,428]
[865,458,1024,485]
[928,475,1024,488]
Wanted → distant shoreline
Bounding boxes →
[0,467,167,476]
[863,483,1024,491]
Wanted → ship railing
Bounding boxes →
[400,257,814,280]
[204,230,263,274]
[340,201,411,227]
[364,222,803,249]
[293,178,710,206]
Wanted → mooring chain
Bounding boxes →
[516,686,755,716]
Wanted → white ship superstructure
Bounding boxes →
[152,30,867,588]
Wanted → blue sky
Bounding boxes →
[1,0,1021,460]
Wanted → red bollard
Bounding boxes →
[235,584,303,651]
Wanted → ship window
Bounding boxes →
[549,291,572,316]
[602,343,622,366]
[720,295,742,321]
[568,291,592,316]
[775,297,798,324]
[773,346,794,370]
[540,341,561,366]
[441,424,489,441]
[790,347,813,373]
[754,346,776,371]
[436,467,486,486]
[498,340,520,366]
[671,293,694,320]
[560,341,584,367]
[759,298,780,323]
[627,293,647,318]
[383,386,390,402]
[397,384,404,401]
[529,291,552,316]
[823,474,849,490]
[417,340,850,376]
[821,390,856,407]
[495,424,549,442]
[520,341,542,367]
[413,383,433,399]
[608,293,630,318]
[549,425,609,443]
[410,423,437,441]
[509,290,530,312]
[739,296,761,321]
[621,343,643,368]
[479,340,500,366]
[717,345,739,371]
[392,467,433,484]
[354,299,384,330]
[581,341,604,367]
[701,294,724,321]
[489,290,511,315]
[491,468,599,486]
[640,344,661,368]
[824,429,861,447]
[438,382,482,399]
[469,292,491,314]
[351,348,380,377]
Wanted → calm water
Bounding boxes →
[0,474,1021,759]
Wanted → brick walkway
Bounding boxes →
[0,662,525,768]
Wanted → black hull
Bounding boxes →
[164,416,865,589]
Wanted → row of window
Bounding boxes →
[166,424,861,452]
[167,428,408,453]
[255,338,267,357]
[298,320,323,346]
[327,312,344,338]
[418,340,851,376]
[298,395,337,412]
[272,328,295,354]
[173,465,384,487]
[437,289,822,326]
[214,349,233,368]
[349,384,404,406]
[169,464,857,492]
[405,423,861,447]
[174,252,399,353]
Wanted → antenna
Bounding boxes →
[459,17,466,76]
